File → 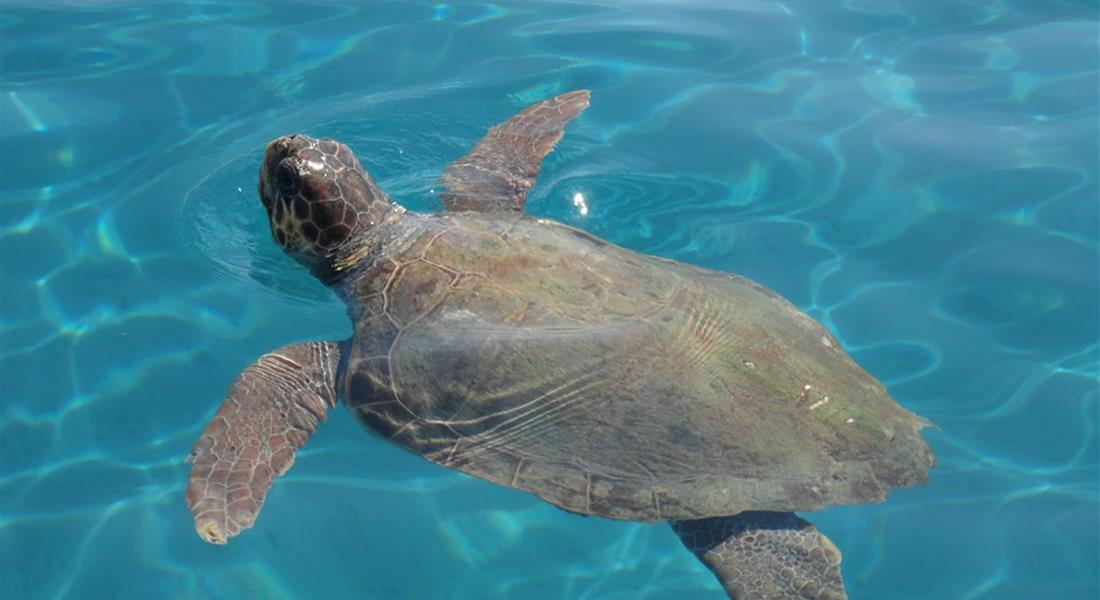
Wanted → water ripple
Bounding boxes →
[2,1,1097,599]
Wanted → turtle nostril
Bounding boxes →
[275,135,300,156]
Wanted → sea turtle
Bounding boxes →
[186,90,933,599]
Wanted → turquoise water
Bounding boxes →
[2,0,1097,598]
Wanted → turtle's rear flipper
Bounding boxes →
[442,89,590,213]
[185,341,341,544]
[672,512,848,600]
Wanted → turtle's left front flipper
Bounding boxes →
[185,341,341,544]
[672,512,848,600]
[442,89,590,213]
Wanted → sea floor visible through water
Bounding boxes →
[1,1,1098,599]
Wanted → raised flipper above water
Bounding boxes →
[185,341,341,544]
[442,89,590,213]
[672,512,848,600]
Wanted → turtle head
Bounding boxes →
[259,134,393,276]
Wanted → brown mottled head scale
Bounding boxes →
[259,134,394,279]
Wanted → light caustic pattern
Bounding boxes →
[1,1,1097,599]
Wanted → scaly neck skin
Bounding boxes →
[315,199,423,294]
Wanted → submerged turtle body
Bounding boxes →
[343,212,929,521]
[186,90,933,600]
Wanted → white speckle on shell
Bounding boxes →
[441,308,481,322]
[808,397,829,411]
[822,336,833,348]
[743,360,755,369]
[846,417,856,424]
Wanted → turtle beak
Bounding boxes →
[261,135,309,209]
[266,134,311,164]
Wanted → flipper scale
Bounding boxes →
[442,90,590,212]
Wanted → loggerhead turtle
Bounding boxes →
[186,90,933,599]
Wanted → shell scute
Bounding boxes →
[385,260,455,328]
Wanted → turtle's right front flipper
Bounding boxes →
[185,341,341,544]
[672,512,848,599]
[442,89,590,213]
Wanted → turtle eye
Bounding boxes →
[275,160,299,195]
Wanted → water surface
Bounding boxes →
[2,1,1097,598]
